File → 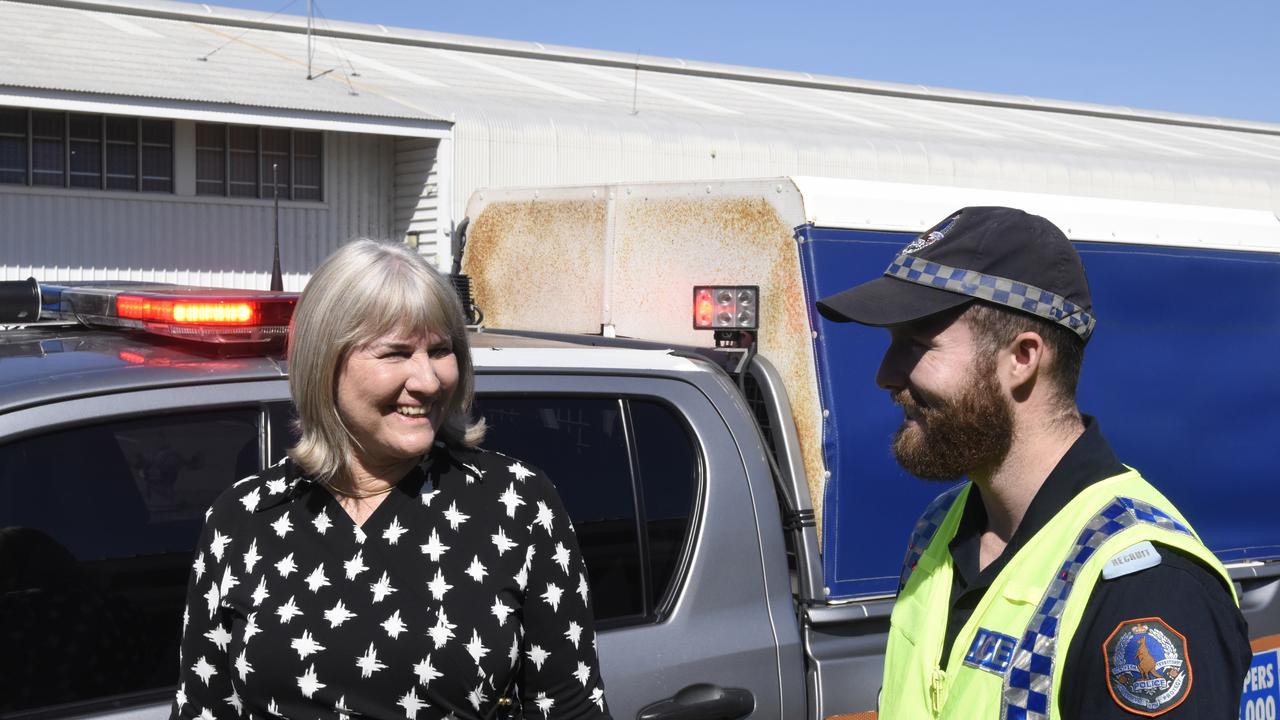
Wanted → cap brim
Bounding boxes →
[816,275,973,326]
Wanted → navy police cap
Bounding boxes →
[815,206,1096,342]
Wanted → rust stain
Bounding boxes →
[612,196,830,537]
[463,199,607,334]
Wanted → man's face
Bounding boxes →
[876,311,1014,481]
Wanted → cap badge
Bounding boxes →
[902,214,959,255]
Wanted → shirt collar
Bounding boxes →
[949,415,1127,585]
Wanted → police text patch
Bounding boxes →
[963,627,1017,676]
[1104,617,1191,716]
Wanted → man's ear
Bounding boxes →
[1005,330,1047,398]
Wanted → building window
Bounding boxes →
[196,123,323,201]
[0,107,172,193]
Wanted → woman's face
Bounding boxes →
[336,328,459,479]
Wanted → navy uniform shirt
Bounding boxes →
[939,418,1250,718]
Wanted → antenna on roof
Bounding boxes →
[270,164,283,292]
[630,51,641,116]
[306,0,315,79]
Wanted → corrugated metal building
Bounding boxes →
[2,0,1279,287]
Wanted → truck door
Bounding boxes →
[474,372,796,719]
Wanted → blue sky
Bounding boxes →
[211,0,1280,124]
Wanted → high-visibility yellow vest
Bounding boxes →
[879,469,1235,720]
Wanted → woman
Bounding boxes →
[171,240,611,720]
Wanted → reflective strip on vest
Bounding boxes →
[1000,497,1193,720]
[899,483,966,592]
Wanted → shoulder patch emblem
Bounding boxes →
[1104,617,1191,716]
[901,213,960,254]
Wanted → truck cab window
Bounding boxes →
[0,409,261,713]
[474,395,699,626]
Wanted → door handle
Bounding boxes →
[637,683,755,720]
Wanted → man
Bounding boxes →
[816,207,1249,719]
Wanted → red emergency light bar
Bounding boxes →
[33,283,299,345]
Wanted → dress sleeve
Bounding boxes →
[169,499,241,720]
[517,472,612,720]
[1059,547,1250,719]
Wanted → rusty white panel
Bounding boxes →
[0,132,397,288]
[460,180,832,531]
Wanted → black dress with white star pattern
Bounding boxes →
[169,444,611,720]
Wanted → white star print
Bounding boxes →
[243,540,261,573]
[466,556,488,582]
[194,552,206,581]
[226,689,243,715]
[382,517,407,544]
[535,692,555,719]
[527,644,550,671]
[427,568,453,600]
[491,597,514,626]
[304,564,330,592]
[420,528,450,561]
[344,550,369,580]
[565,621,583,648]
[508,461,535,481]
[251,577,269,606]
[370,571,397,603]
[325,600,356,628]
[578,573,590,604]
[205,624,232,651]
[244,612,262,643]
[313,510,332,535]
[353,526,367,544]
[199,708,215,720]
[235,649,253,680]
[192,656,217,684]
[219,567,239,597]
[515,564,529,591]
[590,687,605,711]
[355,642,386,678]
[464,629,489,666]
[398,687,425,720]
[270,514,293,538]
[240,487,261,512]
[414,655,442,686]
[428,610,456,648]
[533,501,555,533]
[491,527,516,555]
[468,683,487,712]
[552,542,571,574]
[267,699,281,717]
[291,630,325,660]
[383,610,408,639]
[574,661,591,686]
[174,683,187,709]
[275,553,297,578]
[499,483,525,518]
[444,501,470,530]
[421,488,440,506]
[276,596,302,623]
[266,478,287,494]
[462,461,485,483]
[209,530,232,562]
[297,664,324,699]
[509,634,520,667]
[203,581,221,618]
[336,695,352,720]
[542,582,564,611]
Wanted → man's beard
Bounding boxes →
[890,356,1014,481]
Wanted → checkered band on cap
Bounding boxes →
[885,254,1096,340]
[898,484,966,593]
[999,497,1193,720]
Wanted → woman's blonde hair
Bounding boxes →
[286,240,484,481]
